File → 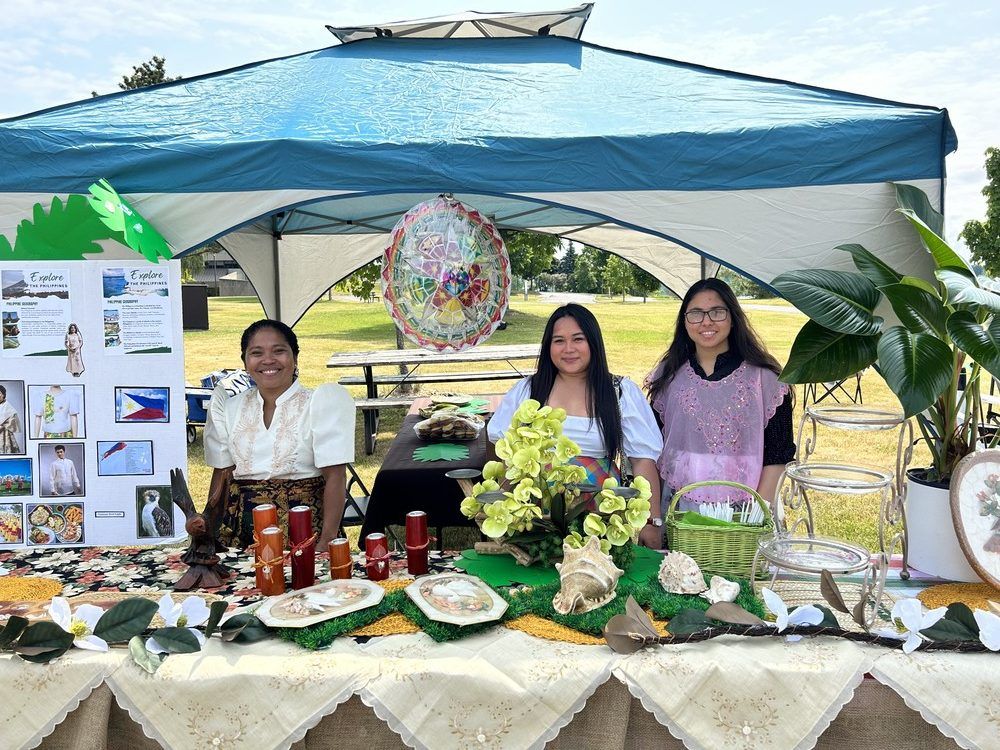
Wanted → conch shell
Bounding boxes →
[552,536,624,614]
[658,551,707,594]
[699,575,740,604]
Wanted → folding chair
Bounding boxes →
[340,464,402,547]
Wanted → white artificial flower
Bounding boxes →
[146,593,210,654]
[761,587,824,634]
[877,598,946,655]
[48,596,109,652]
[973,609,1000,651]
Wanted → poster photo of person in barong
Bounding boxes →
[0,380,25,454]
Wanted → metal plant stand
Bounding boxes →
[753,406,913,627]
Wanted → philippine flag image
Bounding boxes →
[115,387,169,423]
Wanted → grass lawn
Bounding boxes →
[185,295,926,553]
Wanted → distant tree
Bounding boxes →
[338,260,381,302]
[501,230,560,298]
[717,267,777,299]
[92,55,180,97]
[180,247,207,283]
[962,147,1000,277]
[555,242,578,275]
[602,255,632,302]
[632,266,662,302]
[569,246,601,293]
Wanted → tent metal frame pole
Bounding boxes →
[271,218,282,322]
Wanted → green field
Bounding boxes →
[185,295,926,552]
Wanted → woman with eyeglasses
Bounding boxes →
[646,278,794,520]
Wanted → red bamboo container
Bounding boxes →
[252,503,279,589]
[328,537,352,580]
[288,505,316,590]
[405,511,429,576]
[364,532,390,581]
[257,525,286,596]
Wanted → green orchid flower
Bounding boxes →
[605,515,632,546]
[481,503,514,538]
[494,437,514,461]
[460,497,483,518]
[631,475,652,502]
[511,478,543,503]
[482,461,505,482]
[562,530,585,549]
[598,493,627,514]
[599,538,612,555]
[553,436,579,463]
[583,513,607,537]
[625,506,649,529]
[514,399,541,422]
[511,446,542,477]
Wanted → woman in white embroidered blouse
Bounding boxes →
[204,320,355,549]
[487,304,663,548]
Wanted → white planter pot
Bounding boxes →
[905,472,980,582]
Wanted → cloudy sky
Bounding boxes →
[2,1,996,245]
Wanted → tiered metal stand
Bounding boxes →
[752,406,913,627]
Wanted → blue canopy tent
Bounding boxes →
[0,17,956,324]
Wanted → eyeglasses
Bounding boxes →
[684,307,729,324]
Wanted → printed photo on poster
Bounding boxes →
[102,266,173,354]
[0,458,32,497]
[27,502,84,546]
[115,387,169,423]
[97,440,153,476]
[38,443,85,497]
[0,503,23,544]
[0,380,26,454]
[136,485,173,539]
[0,269,72,357]
[28,384,85,439]
[64,322,85,376]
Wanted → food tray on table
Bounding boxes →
[666,480,773,578]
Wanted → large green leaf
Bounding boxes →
[13,621,74,664]
[894,183,945,237]
[947,311,1000,381]
[94,598,159,642]
[936,268,1000,313]
[772,270,882,335]
[880,283,948,338]
[780,321,880,384]
[898,208,969,272]
[838,243,902,288]
[12,195,109,260]
[148,626,202,654]
[900,275,940,297]
[876,326,954,417]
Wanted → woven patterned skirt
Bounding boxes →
[571,456,621,509]
[219,476,325,548]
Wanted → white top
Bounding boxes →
[33,388,79,435]
[49,457,80,495]
[204,381,355,480]
[487,376,662,459]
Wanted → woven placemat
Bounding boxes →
[917,582,1000,611]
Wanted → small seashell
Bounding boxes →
[551,536,625,614]
[699,575,740,604]
[658,551,707,594]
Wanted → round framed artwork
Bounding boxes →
[950,450,1000,590]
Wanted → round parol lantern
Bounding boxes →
[380,196,511,352]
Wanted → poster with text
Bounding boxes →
[1,268,72,357]
[102,266,172,354]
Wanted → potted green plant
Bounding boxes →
[772,184,1000,580]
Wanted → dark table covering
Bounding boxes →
[361,414,489,537]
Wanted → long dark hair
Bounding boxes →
[530,304,621,460]
[647,278,781,401]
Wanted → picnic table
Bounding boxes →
[327,344,538,453]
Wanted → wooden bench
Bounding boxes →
[338,369,533,387]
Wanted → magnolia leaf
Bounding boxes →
[819,570,850,614]
[919,617,978,642]
[772,270,882,335]
[839,243,902,288]
[219,614,271,644]
[148,626,202,654]
[936,268,1000,313]
[412,443,470,462]
[94,597,159,642]
[129,636,166,674]
[947,310,1000,381]
[780,322,879,384]
[812,604,841,629]
[944,602,980,636]
[666,608,714,636]
[704,602,766,626]
[12,194,109,260]
[880,283,948,338]
[876,326,954,418]
[13,621,74,664]
[0,615,29,650]
[204,600,230,639]
[894,183,945,238]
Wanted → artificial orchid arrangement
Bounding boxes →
[460,399,652,564]
[0,593,267,670]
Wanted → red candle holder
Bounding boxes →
[288,505,316,590]
[252,504,279,589]
[328,537,352,580]
[405,511,429,576]
[364,532,390,581]
[257,526,286,596]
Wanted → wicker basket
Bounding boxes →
[665,480,773,579]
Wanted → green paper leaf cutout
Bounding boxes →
[10,194,108,260]
[94,597,159,642]
[87,179,173,263]
[413,443,470,462]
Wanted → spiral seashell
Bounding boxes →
[658,551,708,594]
[551,536,624,614]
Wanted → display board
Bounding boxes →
[0,260,186,548]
